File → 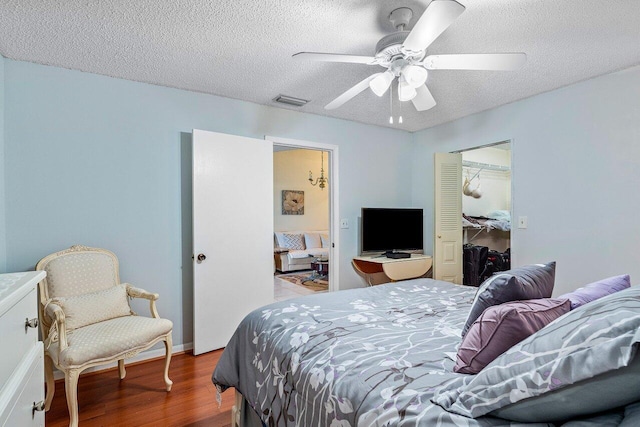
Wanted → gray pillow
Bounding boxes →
[462,262,556,336]
[621,401,640,427]
[433,285,640,422]
[559,410,624,427]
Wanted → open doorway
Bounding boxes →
[267,136,339,302]
[459,141,512,286]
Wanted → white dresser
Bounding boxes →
[0,271,46,427]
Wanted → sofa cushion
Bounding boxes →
[321,234,330,248]
[304,233,322,249]
[287,248,330,259]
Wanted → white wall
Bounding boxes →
[412,65,640,296]
[274,150,329,232]
[462,146,511,217]
[3,59,414,347]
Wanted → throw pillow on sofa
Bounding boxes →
[304,233,322,249]
[281,233,305,250]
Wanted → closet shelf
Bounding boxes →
[462,160,510,172]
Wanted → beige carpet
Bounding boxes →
[278,272,328,292]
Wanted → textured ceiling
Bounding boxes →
[1,0,639,132]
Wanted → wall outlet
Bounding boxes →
[340,219,349,229]
[518,216,528,229]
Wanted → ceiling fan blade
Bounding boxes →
[293,52,377,65]
[411,84,437,111]
[423,53,527,70]
[402,0,465,54]
[325,73,383,110]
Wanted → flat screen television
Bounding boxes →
[361,208,424,254]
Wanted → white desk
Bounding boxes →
[352,254,433,284]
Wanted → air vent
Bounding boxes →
[272,94,309,107]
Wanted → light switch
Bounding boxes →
[340,219,349,229]
[518,216,528,229]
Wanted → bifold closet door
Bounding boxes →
[434,152,463,284]
[192,129,274,355]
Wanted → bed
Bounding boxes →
[212,277,640,426]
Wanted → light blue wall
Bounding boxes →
[0,54,5,273]
[3,59,414,346]
[412,65,640,295]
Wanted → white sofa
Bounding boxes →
[274,230,329,272]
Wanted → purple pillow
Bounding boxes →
[454,298,571,374]
[462,262,556,337]
[558,274,630,310]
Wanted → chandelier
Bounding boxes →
[308,151,328,190]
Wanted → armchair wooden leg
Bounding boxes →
[65,369,80,427]
[44,355,55,411]
[118,359,126,379]
[163,333,173,391]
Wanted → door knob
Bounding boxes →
[197,253,207,263]
[437,235,442,239]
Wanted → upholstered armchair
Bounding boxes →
[36,245,173,427]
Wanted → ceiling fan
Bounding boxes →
[292,0,526,112]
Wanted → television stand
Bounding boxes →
[352,254,432,285]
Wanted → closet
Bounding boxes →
[460,143,511,286]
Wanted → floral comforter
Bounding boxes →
[212,279,553,427]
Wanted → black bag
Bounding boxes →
[463,244,489,287]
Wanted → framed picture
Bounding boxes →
[282,190,304,215]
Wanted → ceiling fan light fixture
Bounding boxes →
[369,71,395,97]
[398,78,417,102]
[403,65,428,88]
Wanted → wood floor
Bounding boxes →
[46,350,235,427]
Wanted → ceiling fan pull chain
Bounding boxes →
[389,82,394,124]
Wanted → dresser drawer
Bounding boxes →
[0,287,38,392]
[0,343,44,427]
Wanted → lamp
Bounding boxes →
[398,76,417,101]
[309,151,328,190]
[369,71,395,97]
[402,65,428,88]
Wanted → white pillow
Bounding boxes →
[281,233,306,250]
[304,233,322,249]
[274,232,286,248]
[51,284,131,330]
[321,234,330,248]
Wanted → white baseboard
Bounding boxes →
[53,342,194,380]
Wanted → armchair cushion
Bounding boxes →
[50,284,131,331]
[48,315,173,367]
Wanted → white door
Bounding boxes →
[434,152,463,283]
[193,129,274,355]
